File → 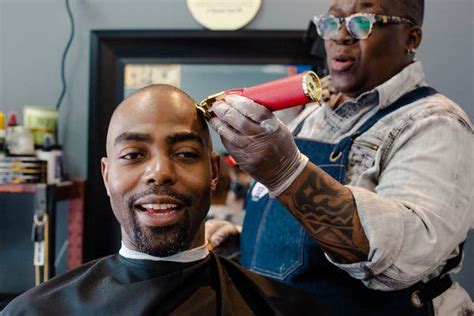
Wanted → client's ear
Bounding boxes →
[210,153,220,191]
[101,157,111,196]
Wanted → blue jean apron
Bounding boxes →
[240,87,457,315]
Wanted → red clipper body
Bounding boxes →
[197,71,322,119]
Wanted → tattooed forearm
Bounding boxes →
[279,163,369,264]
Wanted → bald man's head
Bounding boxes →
[101,84,219,256]
[106,84,211,156]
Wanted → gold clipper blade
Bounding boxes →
[195,91,226,120]
[302,71,322,103]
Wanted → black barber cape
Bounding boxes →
[3,252,326,315]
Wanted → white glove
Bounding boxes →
[205,219,242,249]
[209,94,308,196]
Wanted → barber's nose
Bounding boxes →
[331,24,357,45]
[143,155,176,186]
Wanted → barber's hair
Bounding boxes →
[397,0,424,26]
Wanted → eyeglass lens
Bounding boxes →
[347,16,371,38]
[318,17,340,39]
[318,15,372,40]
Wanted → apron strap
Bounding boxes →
[412,241,466,307]
[441,241,465,274]
[331,86,438,158]
[353,86,437,136]
[292,106,317,136]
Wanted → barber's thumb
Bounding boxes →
[209,226,229,247]
[205,220,230,243]
[212,224,242,248]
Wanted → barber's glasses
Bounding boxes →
[313,13,415,40]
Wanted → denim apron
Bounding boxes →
[240,87,453,315]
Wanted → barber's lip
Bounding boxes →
[330,55,355,72]
[134,196,185,227]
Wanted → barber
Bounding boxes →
[208,0,473,315]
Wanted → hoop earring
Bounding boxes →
[406,47,416,55]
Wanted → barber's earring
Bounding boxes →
[406,47,416,55]
[211,179,217,190]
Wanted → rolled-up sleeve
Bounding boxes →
[329,112,474,291]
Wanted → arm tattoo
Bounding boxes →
[279,166,369,264]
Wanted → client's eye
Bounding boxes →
[120,152,145,161]
[175,151,200,159]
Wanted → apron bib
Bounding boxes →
[240,87,451,315]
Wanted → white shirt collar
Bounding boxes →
[374,60,426,109]
[334,60,427,113]
[119,241,209,263]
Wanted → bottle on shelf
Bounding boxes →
[36,133,63,184]
[0,111,6,157]
[5,112,35,156]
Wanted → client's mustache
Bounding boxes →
[127,185,193,209]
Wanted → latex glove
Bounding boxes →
[209,94,308,196]
[205,219,242,249]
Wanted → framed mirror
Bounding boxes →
[86,30,325,261]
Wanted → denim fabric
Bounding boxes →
[243,129,439,315]
[242,140,346,281]
[287,61,473,315]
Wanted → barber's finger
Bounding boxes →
[211,100,263,136]
[321,75,334,92]
[205,221,217,241]
[321,76,337,94]
[321,90,330,102]
[209,235,224,248]
[209,226,227,247]
[224,94,274,123]
[209,117,252,148]
[320,75,330,88]
[209,224,239,247]
[205,220,224,240]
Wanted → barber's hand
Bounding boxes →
[321,75,344,108]
[209,94,308,196]
[205,219,242,249]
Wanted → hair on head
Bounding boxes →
[395,0,424,26]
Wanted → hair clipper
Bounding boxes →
[196,71,322,119]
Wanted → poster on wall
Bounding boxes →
[124,64,181,97]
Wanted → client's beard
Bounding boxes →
[131,210,191,257]
[127,186,193,257]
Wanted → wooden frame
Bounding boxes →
[86,30,321,262]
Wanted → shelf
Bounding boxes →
[0,180,86,271]
[0,181,85,200]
